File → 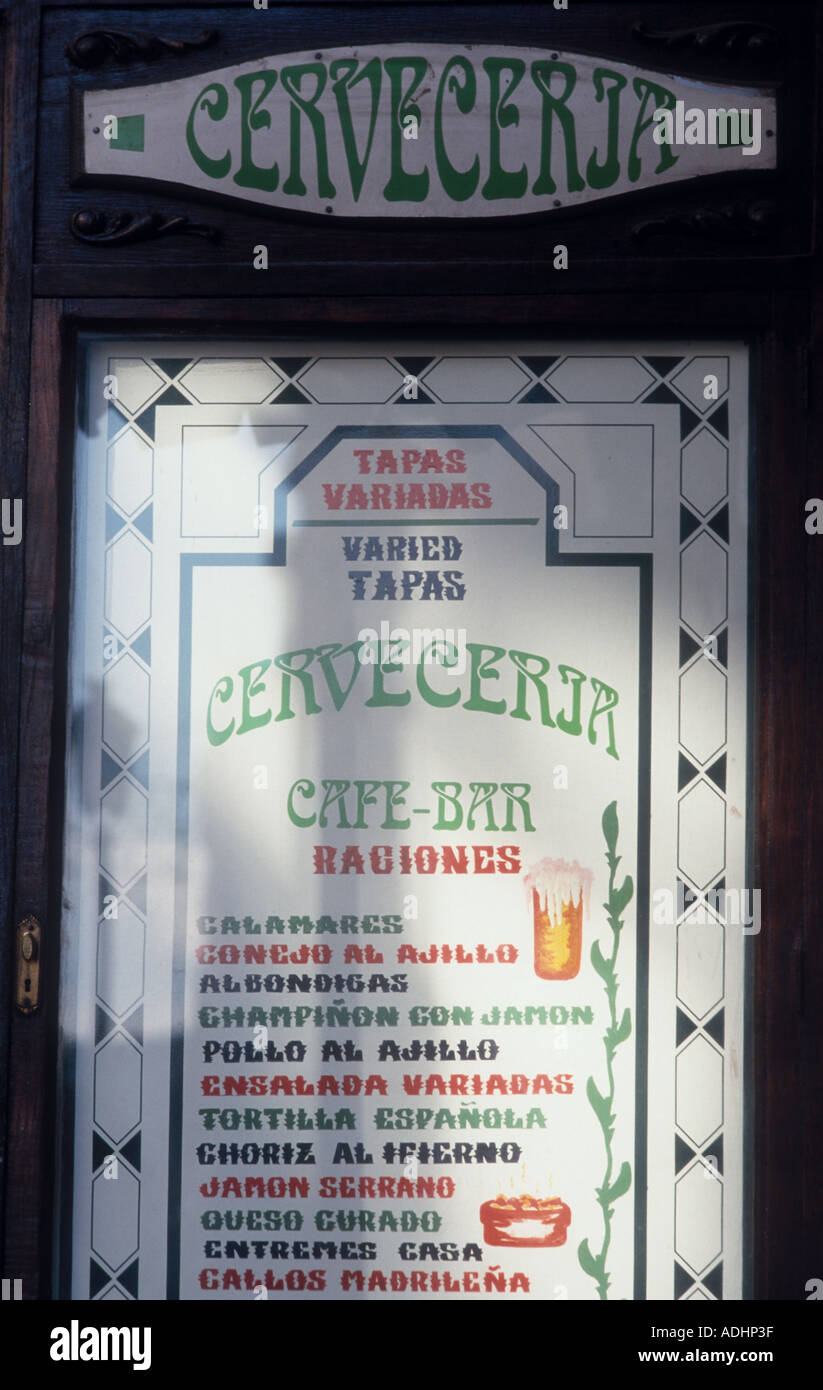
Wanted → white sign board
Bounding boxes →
[75,46,777,218]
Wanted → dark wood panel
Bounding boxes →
[752,290,816,1300]
[34,254,814,299]
[798,6,823,1304]
[42,0,798,78]
[59,288,777,328]
[5,300,66,1299]
[0,0,40,1288]
[797,276,823,1303]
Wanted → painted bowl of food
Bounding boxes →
[480,1194,571,1247]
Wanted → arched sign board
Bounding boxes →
[72,45,777,220]
[57,340,751,1301]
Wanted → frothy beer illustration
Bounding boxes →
[525,858,594,981]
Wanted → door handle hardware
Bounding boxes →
[16,915,40,1013]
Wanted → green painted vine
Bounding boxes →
[578,800,634,1300]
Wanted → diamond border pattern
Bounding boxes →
[659,354,731,1300]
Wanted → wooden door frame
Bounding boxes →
[1,0,821,1303]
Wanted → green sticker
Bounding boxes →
[110,115,145,152]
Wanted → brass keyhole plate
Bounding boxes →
[15,916,40,1013]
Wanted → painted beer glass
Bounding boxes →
[526,859,593,981]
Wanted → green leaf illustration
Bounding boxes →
[610,875,634,917]
[613,1008,632,1045]
[586,1076,612,1130]
[590,939,612,980]
[602,800,619,856]
[606,1161,632,1204]
[578,1237,602,1280]
[578,801,635,1300]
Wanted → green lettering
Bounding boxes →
[586,67,628,190]
[555,663,586,736]
[434,56,480,201]
[233,71,279,191]
[467,782,498,830]
[416,640,461,707]
[588,676,620,759]
[206,675,235,745]
[236,660,272,736]
[432,782,463,830]
[628,78,678,182]
[281,63,336,198]
[288,778,316,828]
[383,57,430,202]
[381,781,411,830]
[353,781,382,829]
[329,58,382,201]
[366,653,411,708]
[508,650,555,727]
[482,58,528,200]
[530,60,585,195]
[273,649,322,722]
[463,644,507,714]
[186,82,231,180]
[313,642,365,711]
[319,779,352,829]
[500,783,534,832]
